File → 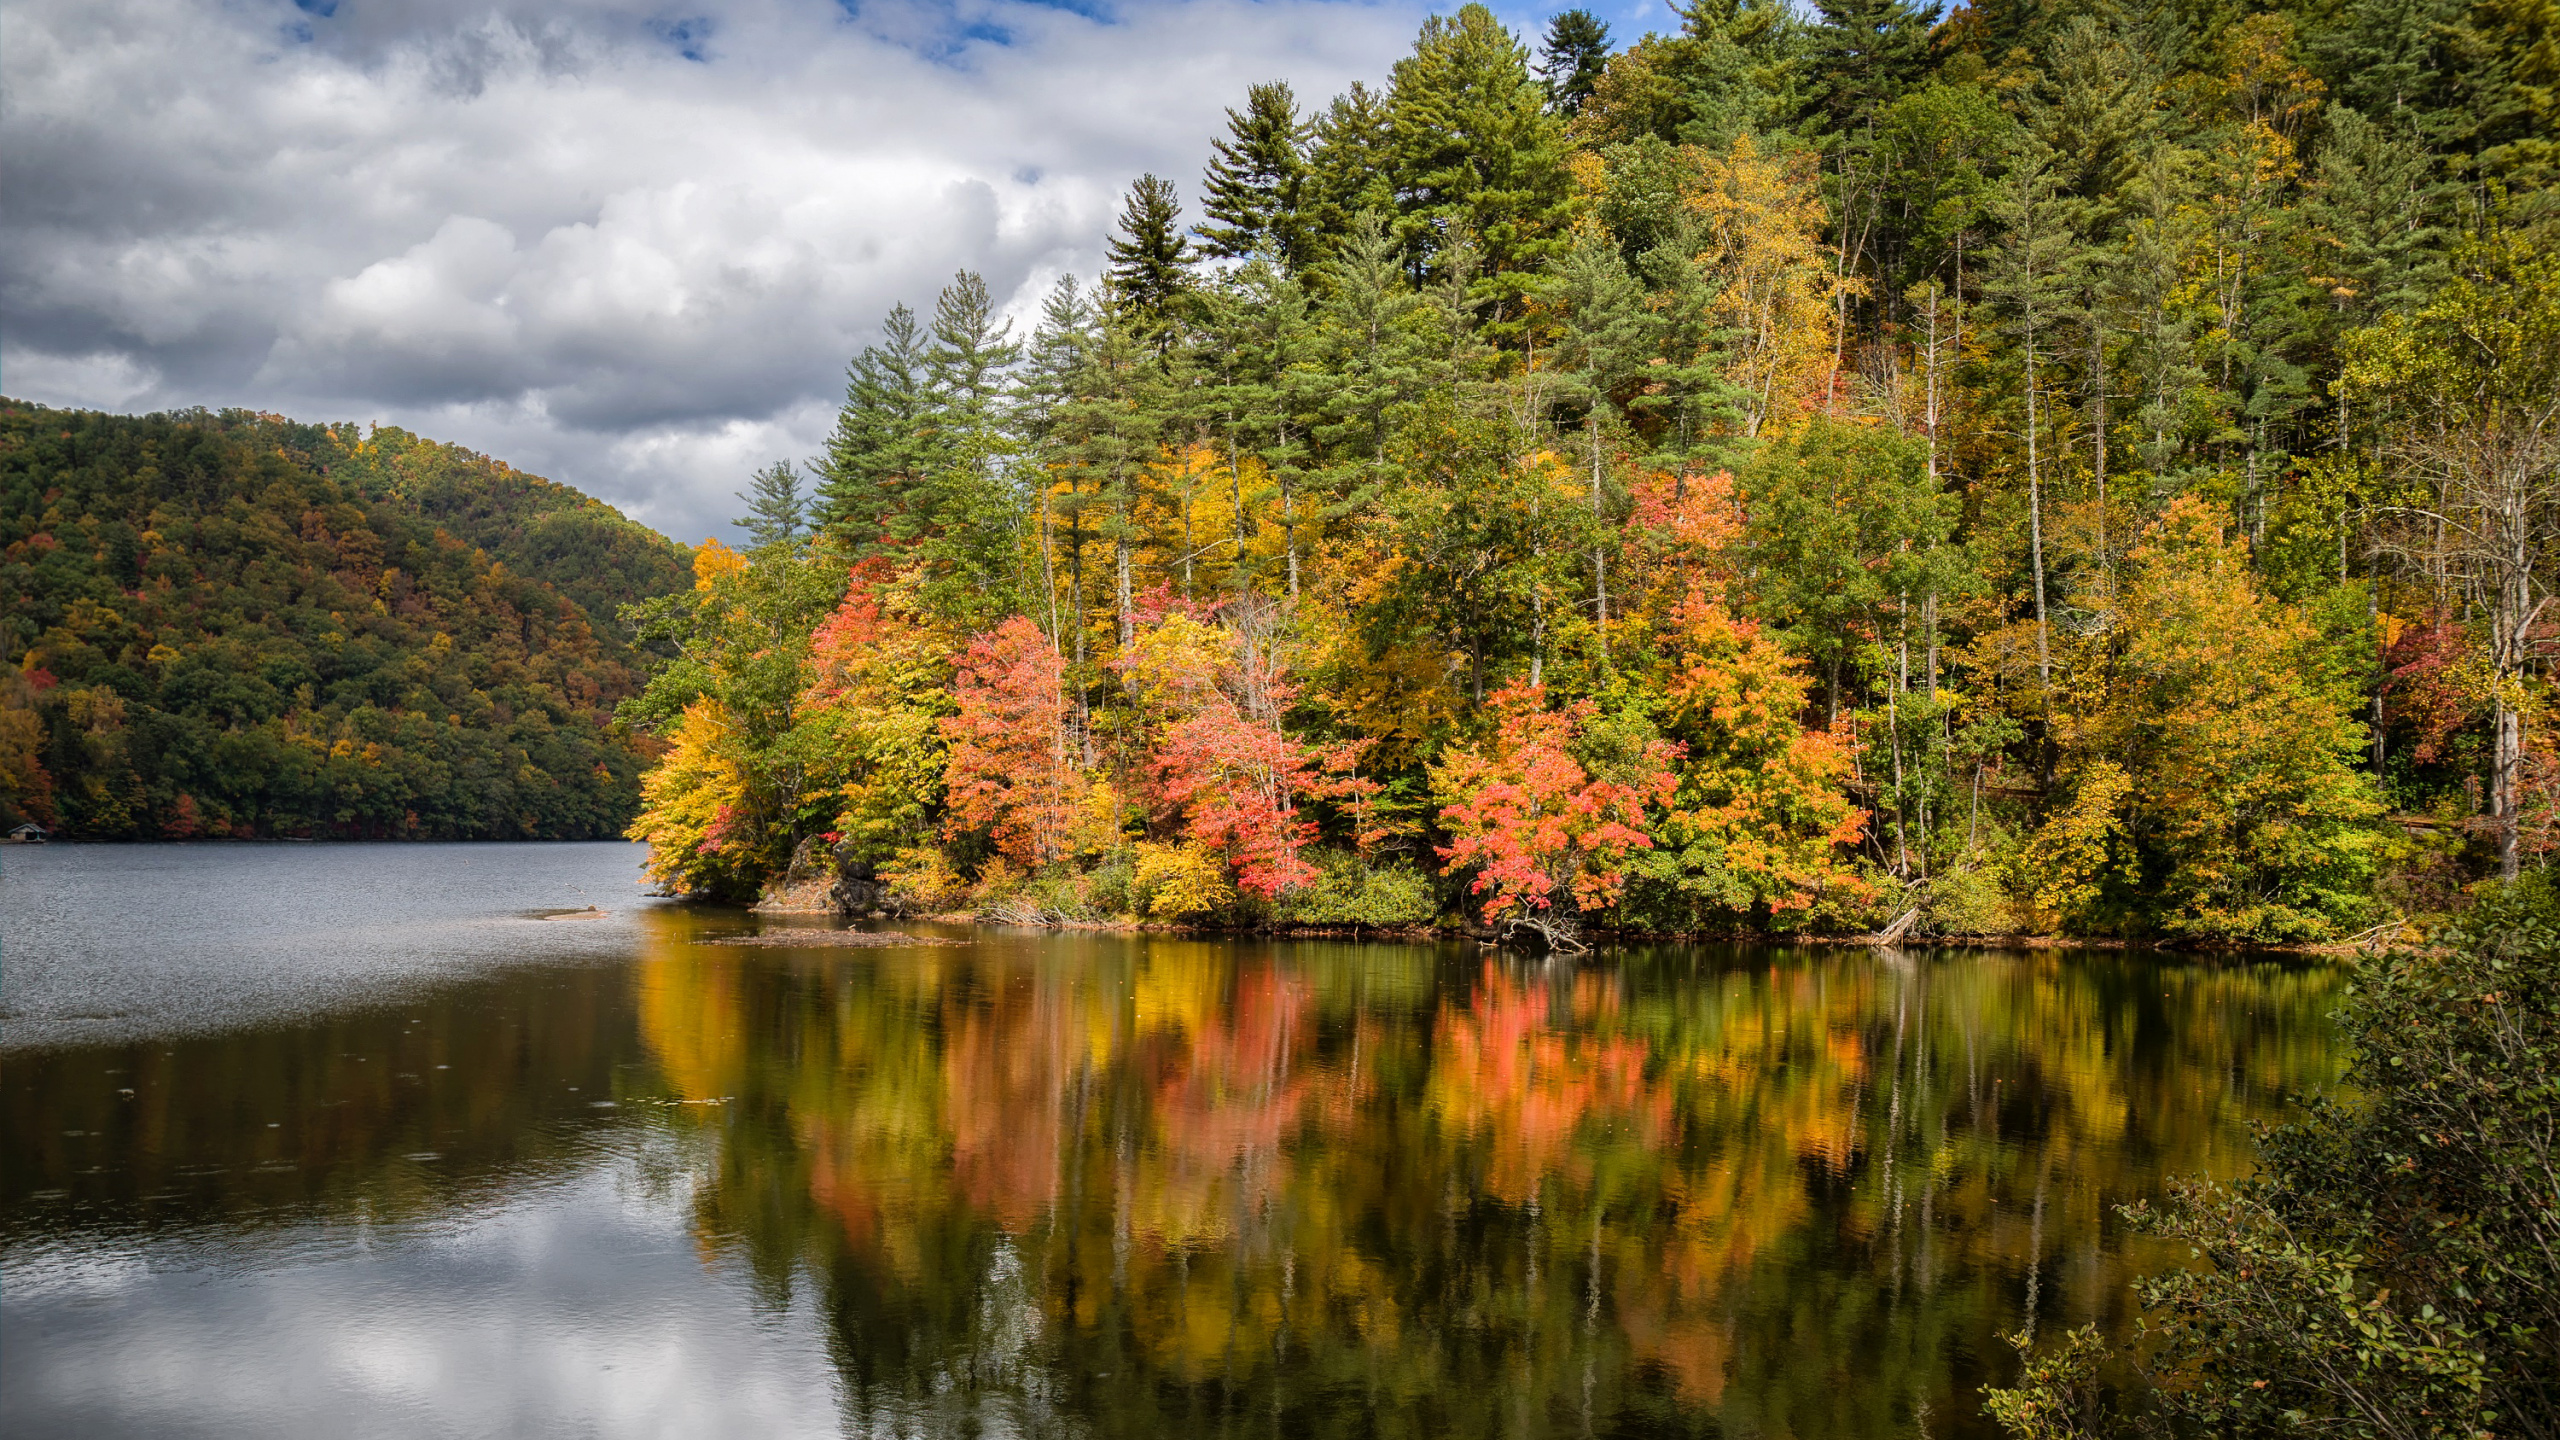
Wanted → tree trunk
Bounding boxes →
[2026,339,2051,687]
[1589,415,1609,664]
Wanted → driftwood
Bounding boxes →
[1871,905,1924,946]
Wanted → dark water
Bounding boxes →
[1,844,2344,1439]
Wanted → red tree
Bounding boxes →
[1122,615,1369,899]
[941,617,1080,867]
[1433,684,1679,946]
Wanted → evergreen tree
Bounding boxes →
[817,304,940,546]
[1538,234,1658,658]
[1014,276,1096,647]
[1799,0,1934,141]
[1301,82,1400,256]
[1219,257,1319,598]
[1197,82,1314,271]
[733,461,810,551]
[1307,212,1439,514]
[1105,174,1193,339]
[2303,108,2451,386]
[1666,0,1805,150]
[1985,144,2081,684]
[1537,10,1614,116]
[1387,3,1577,334]
[917,270,1026,621]
[928,270,1021,424]
[2017,14,2161,230]
[1632,228,1747,485]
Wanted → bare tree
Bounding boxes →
[2360,235,2560,879]
[2376,418,2560,878]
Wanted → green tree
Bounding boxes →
[1535,9,1613,116]
[1104,174,1193,340]
[1537,233,1657,660]
[1197,81,1314,271]
[816,304,940,544]
[1300,82,1399,255]
[1387,3,1576,330]
[732,461,809,551]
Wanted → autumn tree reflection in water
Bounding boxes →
[634,921,2339,1439]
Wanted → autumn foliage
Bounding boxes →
[1433,684,1680,926]
[942,616,1081,869]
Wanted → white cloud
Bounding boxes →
[2,0,1455,543]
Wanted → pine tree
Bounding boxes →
[1105,174,1193,339]
[1799,0,1933,140]
[2017,14,2161,230]
[1301,82,1400,257]
[1666,0,1805,151]
[732,461,810,551]
[1633,230,1747,488]
[1014,276,1096,652]
[1387,3,1576,329]
[1537,10,1613,116]
[816,304,940,547]
[1197,82,1313,271]
[916,270,1026,621]
[1538,235,1657,658]
[1306,212,1437,514]
[1985,144,2081,686]
[928,270,1021,425]
[1222,257,1317,598]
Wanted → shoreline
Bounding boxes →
[760,909,2381,958]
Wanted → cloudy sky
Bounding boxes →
[4,0,1661,544]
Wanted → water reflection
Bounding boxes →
[3,868,2338,1440]
[634,921,2340,1439]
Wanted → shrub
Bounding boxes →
[880,846,966,913]
[1132,842,1233,918]
[1282,850,1439,928]
[1923,862,2016,937]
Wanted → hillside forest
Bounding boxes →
[623,0,2558,943]
[0,405,692,840]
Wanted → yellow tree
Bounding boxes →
[2038,497,2387,939]
[1687,134,1851,437]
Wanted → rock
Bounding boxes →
[830,844,897,916]
[751,838,840,915]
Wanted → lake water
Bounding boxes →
[1,843,2343,1439]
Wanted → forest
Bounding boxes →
[626,0,2557,943]
[0,404,691,839]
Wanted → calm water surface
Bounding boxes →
[2,843,2343,1439]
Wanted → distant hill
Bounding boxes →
[0,401,694,839]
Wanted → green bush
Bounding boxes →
[1922,863,2015,937]
[1281,851,1438,928]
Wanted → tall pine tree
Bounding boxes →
[1197,82,1314,271]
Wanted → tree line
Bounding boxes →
[628,0,2559,943]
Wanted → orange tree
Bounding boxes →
[1431,682,1678,949]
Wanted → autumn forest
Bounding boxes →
[620,0,2557,945]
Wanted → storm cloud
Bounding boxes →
[2,0,1449,542]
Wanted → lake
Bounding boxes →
[1,842,2342,1439]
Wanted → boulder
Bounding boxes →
[830,843,897,917]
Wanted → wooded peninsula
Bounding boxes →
[625,0,2556,947]
[7,0,2555,950]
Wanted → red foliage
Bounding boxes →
[2381,611,2480,764]
[803,559,895,700]
[942,616,1080,867]
[1125,616,1370,898]
[1434,685,1680,922]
